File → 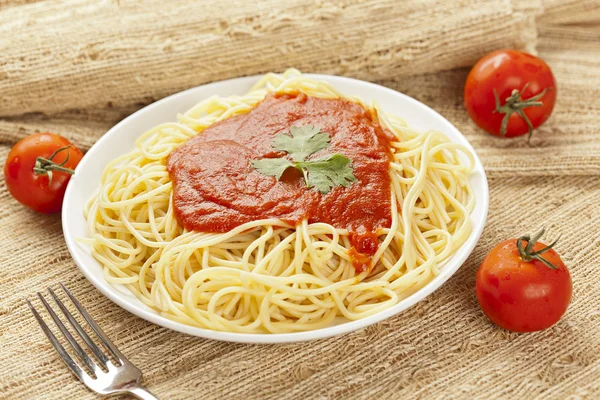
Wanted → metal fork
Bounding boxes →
[27,283,158,399]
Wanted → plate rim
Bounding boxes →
[62,73,489,344]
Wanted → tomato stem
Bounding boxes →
[516,227,560,269]
[33,145,75,185]
[493,84,553,141]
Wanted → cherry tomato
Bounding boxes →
[476,230,572,332]
[4,133,83,213]
[464,50,557,138]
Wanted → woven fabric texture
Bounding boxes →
[1,1,600,399]
[0,0,540,116]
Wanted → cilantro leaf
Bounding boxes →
[252,125,357,194]
[299,154,356,193]
[252,158,295,180]
[273,125,330,162]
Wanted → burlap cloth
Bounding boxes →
[1,1,599,399]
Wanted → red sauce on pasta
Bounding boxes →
[167,92,393,273]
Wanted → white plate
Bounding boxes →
[62,74,489,344]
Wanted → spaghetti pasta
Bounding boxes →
[83,70,475,333]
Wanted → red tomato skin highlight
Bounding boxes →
[3,133,83,213]
[476,239,572,332]
[464,50,557,137]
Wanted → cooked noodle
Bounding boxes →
[83,70,475,333]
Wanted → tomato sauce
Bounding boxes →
[167,92,393,273]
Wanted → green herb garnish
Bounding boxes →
[252,125,356,193]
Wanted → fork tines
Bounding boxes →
[27,283,157,399]
[27,283,125,381]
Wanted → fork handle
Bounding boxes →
[126,384,160,400]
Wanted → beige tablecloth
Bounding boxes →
[1,1,599,399]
